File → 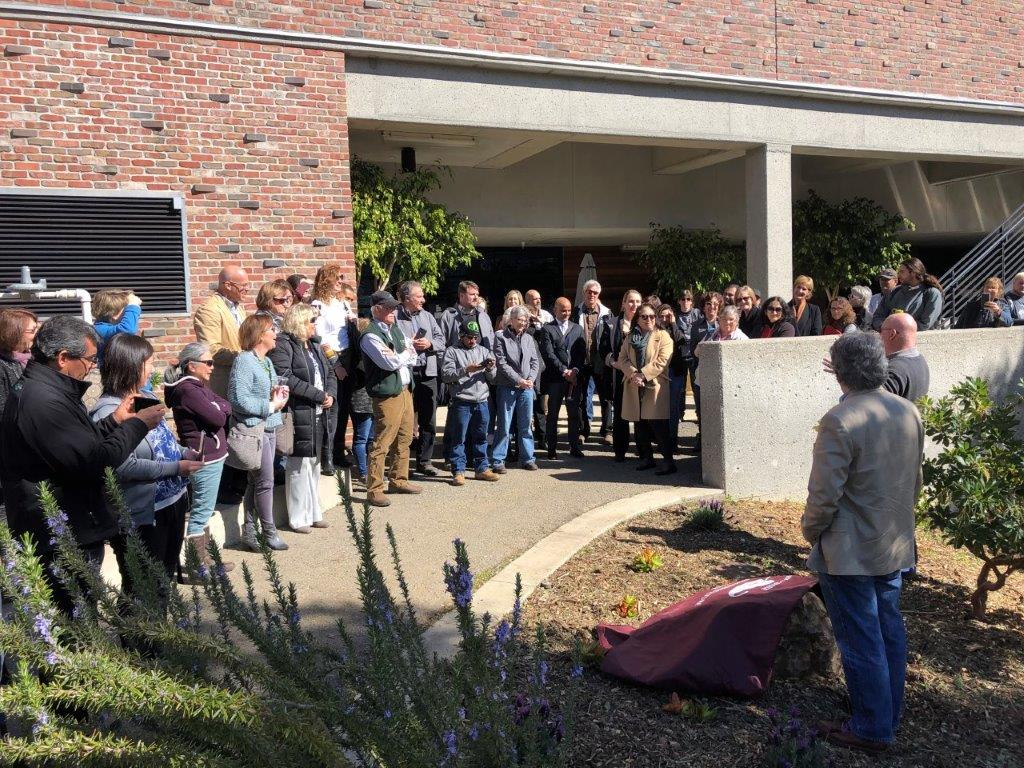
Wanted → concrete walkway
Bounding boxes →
[214,408,716,645]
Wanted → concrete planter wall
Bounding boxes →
[700,327,1024,499]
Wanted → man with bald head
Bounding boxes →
[880,313,929,403]
[538,297,586,459]
[194,265,249,396]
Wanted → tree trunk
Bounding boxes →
[969,557,1021,621]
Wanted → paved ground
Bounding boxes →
[223,406,709,645]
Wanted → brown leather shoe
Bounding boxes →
[815,720,845,737]
[387,481,423,494]
[367,491,391,507]
[826,729,889,754]
[451,474,465,487]
[475,469,500,482]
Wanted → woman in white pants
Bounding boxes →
[269,303,337,532]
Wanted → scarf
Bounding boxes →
[629,326,650,370]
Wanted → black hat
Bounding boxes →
[459,318,482,338]
[370,290,400,310]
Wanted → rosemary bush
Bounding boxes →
[0,470,580,766]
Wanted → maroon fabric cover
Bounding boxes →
[597,574,817,698]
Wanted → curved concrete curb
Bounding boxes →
[423,484,723,658]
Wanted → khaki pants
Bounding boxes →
[367,389,414,494]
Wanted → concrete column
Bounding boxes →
[745,144,793,300]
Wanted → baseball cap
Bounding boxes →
[878,268,897,280]
[459,319,482,337]
[370,290,400,310]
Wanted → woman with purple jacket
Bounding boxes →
[164,341,235,577]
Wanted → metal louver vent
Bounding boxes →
[0,193,188,314]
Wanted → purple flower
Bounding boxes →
[442,729,457,757]
[31,709,48,736]
[215,564,227,579]
[443,560,473,609]
[457,707,466,721]
[196,564,209,580]
[3,557,15,573]
[384,709,392,720]
[531,660,549,687]
[44,651,60,666]
[570,663,583,679]
[45,511,69,538]
[33,614,54,645]
[287,609,301,628]
[468,724,479,741]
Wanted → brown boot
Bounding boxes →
[387,481,423,494]
[451,473,465,487]
[367,490,391,507]
[475,469,500,482]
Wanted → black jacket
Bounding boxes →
[0,361,149,551]
[538,321,586,387]
[739,308,761,338]
[789,301,823,337]
[0,352,24,420]
[269,333,337,459]
[665,325,689,375]
[570,305,615,374]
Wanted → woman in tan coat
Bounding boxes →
[616,303,676,475]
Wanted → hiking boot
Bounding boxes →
[367,491,391,507]
[415,463,439,477]
[475,469,500,482]
[491,463,507,474]
[451,474,465,487]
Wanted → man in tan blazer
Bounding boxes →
[193,266,248,396]
[802,332,923,755]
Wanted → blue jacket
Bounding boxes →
[89,394,187,527]
[227,351,283,430]
[94,304,141,368]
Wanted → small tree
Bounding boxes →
[792,190,914,302]
[351,158,481,294]
[917,378,1024,620]
[637,224,744,298]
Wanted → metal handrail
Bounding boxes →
[938,201,1024,323]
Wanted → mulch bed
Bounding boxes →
[522,499,1024,768]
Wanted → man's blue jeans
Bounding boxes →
[446,398,490,474]
[817,571,906,744]
[492,385,536,466]
[187,459,226,537]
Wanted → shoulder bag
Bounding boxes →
[226,417,265,471]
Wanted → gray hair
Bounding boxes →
[848,285,871,308]
[396,280,422,301]
[830,332,888,391]
[32,315,100,363]
[164,341,210,384]
[583,279,602,295]
[719,305,740,322]
[503,305,531,325]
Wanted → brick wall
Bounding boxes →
[0,21,354,361]
[8,1,1024,103]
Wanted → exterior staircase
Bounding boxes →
[938,201,1024,326]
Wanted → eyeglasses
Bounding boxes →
[637,314,656,320]
[585,289,600,295]
[77,353,98,364]
[272,296,292,304]
[765,306,783,313]
[198,359,215,366]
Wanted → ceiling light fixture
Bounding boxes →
[380,131,477,148]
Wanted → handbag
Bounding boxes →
[275,411,295,457]
[225,418,265,471]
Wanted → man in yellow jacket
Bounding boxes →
[193,265,247,397]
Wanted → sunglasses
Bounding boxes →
[637,314,656,320]
[272,296,292,304]
[765,306,783,313]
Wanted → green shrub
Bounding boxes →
[686,499,726,532]
[917,378,1024,619]
[0,470,581,766]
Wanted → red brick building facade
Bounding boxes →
[1,1,1022,355]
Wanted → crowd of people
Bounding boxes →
[0,250,1007,611]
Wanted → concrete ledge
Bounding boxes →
[99,471,346,586]
[422,484,723,658]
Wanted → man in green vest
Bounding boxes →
[360,290,422,507]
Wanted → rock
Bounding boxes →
[773,591,842,680]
